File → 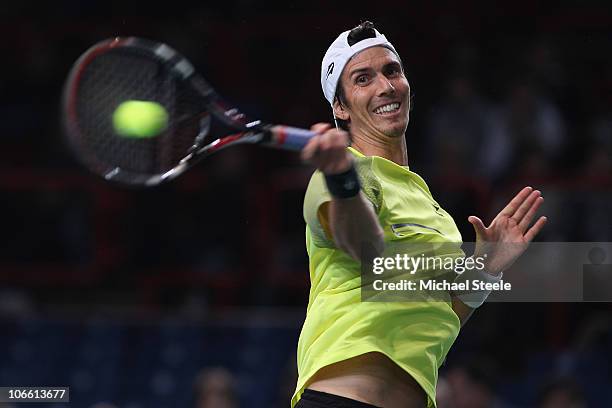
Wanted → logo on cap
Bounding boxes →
[326,62,334,80]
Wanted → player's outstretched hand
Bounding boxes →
[469,186,548,276]
[301,123,353,175]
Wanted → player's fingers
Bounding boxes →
[300,135,320,162]
[307,133,335,168]
[518,196,544,232]
[468,216,487,239]
[317,147,335,169]
[334,130,351,147]
[313,144,337,173]
[498,186,533,218]
[319,128,348,147]
[512,190,541,223]
[318,131,333,151]
[321,129,350,152]
[314,131,353,173]
[524,216,548,242]
[310,123,333,134]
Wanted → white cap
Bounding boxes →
[321,28,398,106]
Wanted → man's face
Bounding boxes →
[336,46,410,138]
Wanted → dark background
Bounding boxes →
[0,1,611,407]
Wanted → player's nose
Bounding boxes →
[375,75,396,96]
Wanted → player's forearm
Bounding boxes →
[329,193,385,260]
[301,126,384,259]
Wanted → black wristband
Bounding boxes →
[324,165,361,199]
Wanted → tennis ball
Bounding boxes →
[112,100,169,138]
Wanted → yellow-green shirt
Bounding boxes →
[292,147,463,408]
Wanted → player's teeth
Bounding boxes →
[375,103,399,114]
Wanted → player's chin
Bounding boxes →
[385,127,407,138]
[376,117,409,137]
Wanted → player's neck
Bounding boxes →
[351,131,408,166]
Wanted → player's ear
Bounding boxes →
[333,97,349,121]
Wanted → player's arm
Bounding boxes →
[301,123,384,260]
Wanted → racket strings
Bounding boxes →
[73,49,202,180]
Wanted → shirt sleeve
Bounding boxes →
[303,158,384,248]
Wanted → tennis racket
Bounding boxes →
[62,37,316,186]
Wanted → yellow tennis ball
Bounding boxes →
[112,100,169,138]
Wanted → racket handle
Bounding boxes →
[268,125,316,151]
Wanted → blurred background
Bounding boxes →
[1,1,611,407]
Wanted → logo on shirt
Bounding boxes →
[391,223,443,237]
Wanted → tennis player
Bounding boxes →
[293,22,547,408]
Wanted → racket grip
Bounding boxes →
[268,125,316,151]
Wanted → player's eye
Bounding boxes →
[355,74,369,85]
[384,64,402,77]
